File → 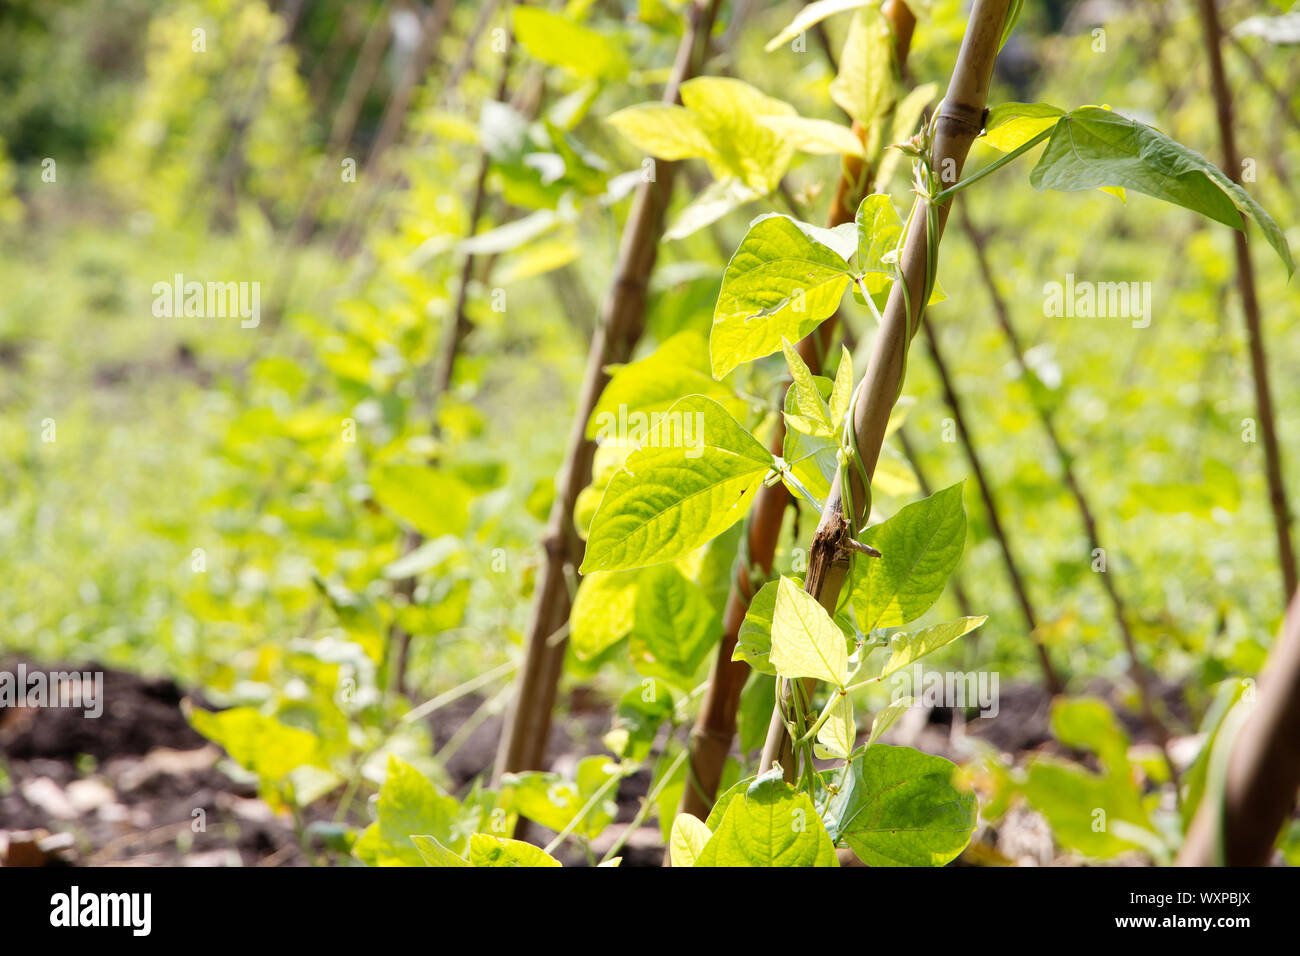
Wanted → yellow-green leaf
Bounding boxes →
[711,215,854,379]
[669,813,713,867]
[581,396,773,572]
[770,575,848,686]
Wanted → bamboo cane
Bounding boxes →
[1198,0,1297,603]
[673,0,919,826]
[759,0,1014,778]
[1177,589,1300,865]
[493,0,724,787]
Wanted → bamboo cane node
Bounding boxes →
[936,101,985,138]
[689,724,734,747]
[541,532,569,563]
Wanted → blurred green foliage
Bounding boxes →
[1,0,1297,863]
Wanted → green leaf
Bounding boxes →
[852,195,944,318]
[512,7,628,80]
[1050,696,1131,773]
[468,833,562,867]
[814,694,856,759]
[851,482,968,631]
[782,338,834,435]
[981,102,1064,152]
[865,696,913,746]
[606,103,716,161]
[629,564,717,683]
[695,772,839,866]
[1020,696,1161,860]
[605,680,675,761]
[782,373,840,503]
[999,0,1025,49]
[830,5,895,126]
[312,575,387,662]
[669,813,713,867]
[1180,678,1249,829]
[581,396,774,572]
[824,745,976,866]
[570,570,640,660]
[189,707,328,808]
[770,575,848,686]
[710,215,854,378]
[664,178,762,241]
[503,756,619,841]
[738,672,778,753]
[733,579,782,675]
[608,79,801,195]
[411,834,469,867]
[756,115,865,157]
[586,331,742,439]
[1022,757,1152,859]
[765,0,872,52]
[704,774,756,831]
[829,345,854,427]
[1030,107,1294,275]
[397,579,470,636]
[735,576,855,675]
[370,464,472,539]
[878,616,987,679]
[679,77,797,193]
[353,756,463,867]
[854,193,905,297]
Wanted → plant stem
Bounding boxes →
[673,0,920,833]
[929,125,1050,204]
[760,0,1015,781]
[543,769,625,856]
[1197,0,1297,603]
[599,746,690,864]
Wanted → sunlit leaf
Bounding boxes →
[770,575,848,686]
[581,397,774,572]
[1030,107,1293,275]
[695,772,839,866]
[710,214,853,378]
[851,482,968,631]
[823,745,976,866]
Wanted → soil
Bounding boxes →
[0,658,1186,868]
[0,659,319,866]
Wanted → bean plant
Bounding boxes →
[152,0,1295,868]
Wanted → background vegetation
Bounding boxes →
[1,0,1297,867]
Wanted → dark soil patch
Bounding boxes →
[0,659,318,866]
